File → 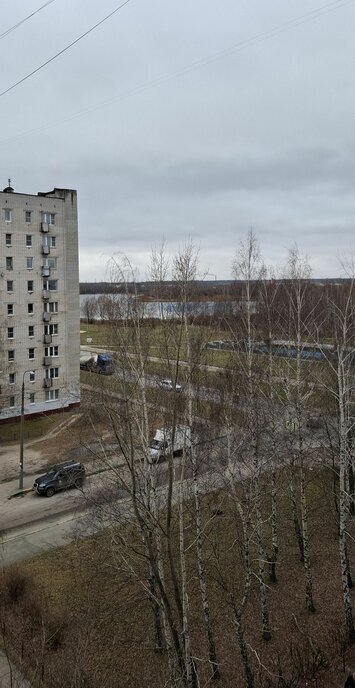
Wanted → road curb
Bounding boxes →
[0,502,88,539]
[7,488,33,500]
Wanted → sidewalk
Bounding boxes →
[0,649,32,687]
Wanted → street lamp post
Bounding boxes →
[19,370,34,491]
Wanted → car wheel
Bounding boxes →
[75,477,84,488]
[45,486,55,497]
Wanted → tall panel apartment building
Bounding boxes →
[0,184,80,423]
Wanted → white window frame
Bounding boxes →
[29,371,35,382]
[28,325,34,338]
[41,212,55,225]
[44,257,57,269]
[5,233,12,246]
[25,211,32,224]
[28,348,35,360]
[45,367,59,379]
[29,392,35,404]
[9,372,15,385]
[6,280,13,293]
[44,323,58,336]
[45,389,59,402]
[27,280,34,293]
[27,257,33,270]
[7,327,14,339]
[26,234,32,247]
[45,301,58,314]
[28,303,34,315]
[7,304,14,316]
[6,257,13,270]
[45,345,58,357]
[4,209,12,223]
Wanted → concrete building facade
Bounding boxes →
[0,184,80,423]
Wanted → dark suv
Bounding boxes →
[33,460,85,497]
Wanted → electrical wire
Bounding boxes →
[1,0,354,142]
[0,0,57,41]
[0,0,131,99]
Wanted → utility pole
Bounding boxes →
[19,370,34,491]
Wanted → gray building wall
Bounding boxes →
[0,186,80,422]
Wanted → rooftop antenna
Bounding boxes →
[8,178,11,187]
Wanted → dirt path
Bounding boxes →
[0,414,83,482]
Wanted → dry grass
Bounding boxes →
[1,466,355,687]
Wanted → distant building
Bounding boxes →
[0,184,80,423]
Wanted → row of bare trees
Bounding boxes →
[77,234,355,687]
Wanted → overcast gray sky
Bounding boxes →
[1,0,355,280]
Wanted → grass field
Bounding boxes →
[0,414,65,444]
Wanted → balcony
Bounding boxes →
[43,334,52,344]
[42,266,50,277]
[41,222,49,233]
[43,312,51,322]
[42,290,50,300]
[43,357,52,366]
[42,245,50,255]
[43,378,52,388]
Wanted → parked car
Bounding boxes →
[158,378,182,392]
[33,460,85,497]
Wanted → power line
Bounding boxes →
[0,0,57,41]
[1,0,354,142]
[0,0,131,99]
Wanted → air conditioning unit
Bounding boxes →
[43,312,51,322]
[42,266,50,277]
[43,378,52,388]
[42,245,50,255]
[43,357,52,366]
[42,290,50,300]
[41,222,49,233]
[44,334,52,344]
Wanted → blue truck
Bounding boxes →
[80,352,114,375]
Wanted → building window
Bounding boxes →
[28,325,34,337]
[29,392,35,404]
[25,211,32,223]
[9,396,15,408]
[45,301,58,313]
[45,345,58,357]
[45,389,59,401]
[7,304,14,316]
[9,373,15,385]
[41,211,55,225]
[4,209,12,223]
[8,350,14,362]
[29,371,35,382]
[45,367,59,379]
[43,279,57,292]
[28,303,34,315]
[44,257,57,269]
[43,236,56,248]
[7,280,13,292]
[5,233,11,246]
[26,234,32,246]
[27,257,33,270]
[7,327,14,339]
[44,323,58,336]
[6,257,13,270]
[27,280,34,293]
[28,348,35,360]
